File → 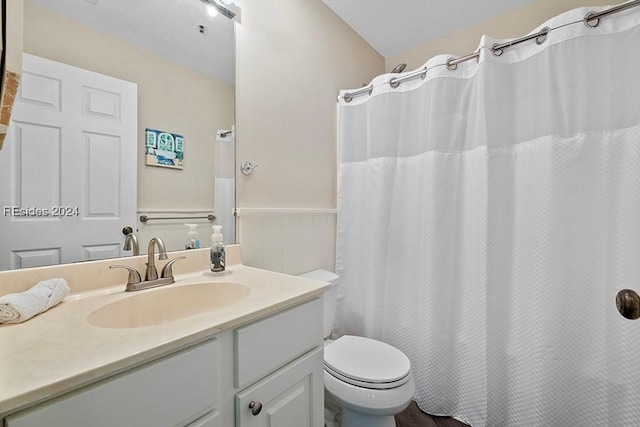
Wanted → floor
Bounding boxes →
[395,401,470,427]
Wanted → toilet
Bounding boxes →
[299,270,415,427]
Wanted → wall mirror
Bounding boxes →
[0,0,236,271]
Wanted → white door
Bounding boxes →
[0,54,137,270]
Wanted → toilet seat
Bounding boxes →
[324,335,411,390]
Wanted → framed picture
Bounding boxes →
[145,128,184,170]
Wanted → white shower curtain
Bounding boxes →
[335,4,640,426]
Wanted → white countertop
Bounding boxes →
[0,264,328,415]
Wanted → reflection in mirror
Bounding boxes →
[0,0,236,271]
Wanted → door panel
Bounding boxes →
[0,54,137,270]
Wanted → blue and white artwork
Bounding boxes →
[145,128,184,169]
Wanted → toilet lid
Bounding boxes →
[324,335,411,389]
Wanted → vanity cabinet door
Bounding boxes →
[235,347,323,427]
[6,339,219,427]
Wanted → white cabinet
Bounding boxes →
[234,298,324,426]
[2,297,325,427]
[5,339,219,427]
[187,410,221,427]
[235,348,323,427]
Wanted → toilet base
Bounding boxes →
[340,408,396,427]
[326,392,399,427]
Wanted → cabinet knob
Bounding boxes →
[249,400,263,416]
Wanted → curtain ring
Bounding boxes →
[446,58,457,71]
[536,27,550,45]
[583,11,600,28]
[491,43,504,57]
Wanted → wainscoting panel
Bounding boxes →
[237,209,336,275]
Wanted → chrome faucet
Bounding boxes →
[110,237,185,292]
[145,237,168,281]
[123,232,139,256]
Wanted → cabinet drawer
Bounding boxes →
[234,297,322,388]
[6,339,219,427]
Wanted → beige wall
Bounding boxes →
[235,0,384,209]
[234,0,383,273]
[23,3,234,212]
[386,0,626,72]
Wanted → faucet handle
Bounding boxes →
[161,256,186,279]
[109,265,142,287]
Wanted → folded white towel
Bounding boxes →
[0,278,70,324]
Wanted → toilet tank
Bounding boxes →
[298,269,339,339]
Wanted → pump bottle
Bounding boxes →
[210,225,225,272]
[184,224,200,249]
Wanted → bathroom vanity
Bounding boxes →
[0,248,328,426]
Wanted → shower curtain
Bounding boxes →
[335,5,640,426]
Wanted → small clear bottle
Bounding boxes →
[210,225,225,272]
[184,224,201,250]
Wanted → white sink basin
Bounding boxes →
[88,282,250,329]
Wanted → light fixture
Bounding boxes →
[199,0,236,20]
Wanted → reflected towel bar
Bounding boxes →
[140,214,216,223]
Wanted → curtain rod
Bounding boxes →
[341,0,640,103]
[199,0,236,19]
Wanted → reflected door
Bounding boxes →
[0,54,137,270]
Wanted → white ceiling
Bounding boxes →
[26,0,235,84]
[322,0,536,57]
[25,0,538,84]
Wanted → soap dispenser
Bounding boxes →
[210,225,225,272]
[184,224,201,250]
